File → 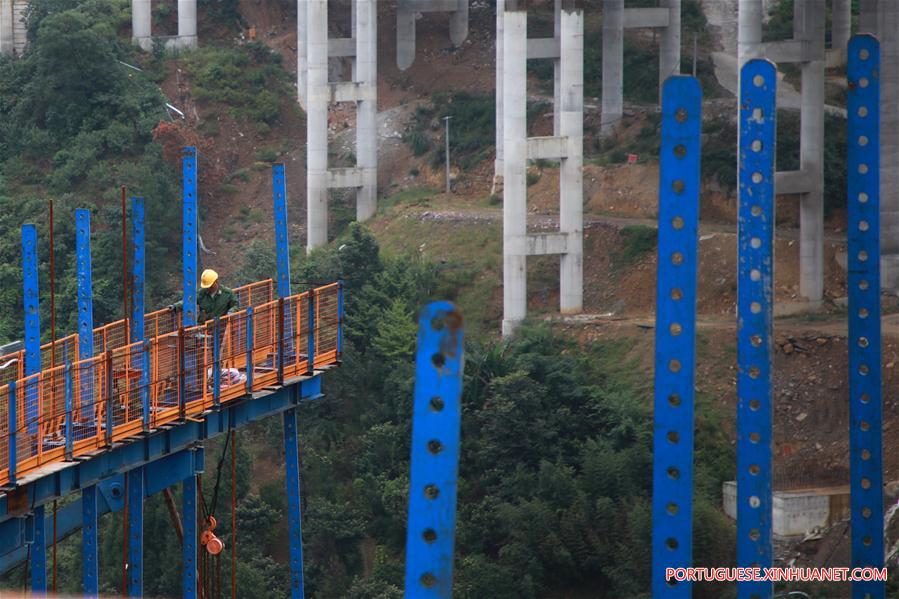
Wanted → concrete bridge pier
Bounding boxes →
[502,0,583,336]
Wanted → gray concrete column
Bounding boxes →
[177,0,197,48]
[396,0,416,71]
[356,0,378,222]
[450,0,469,47]
[495,0,504,184]
[0,0,13,56]
[502,5,527,336]
[600,0,623,137]
[553,0,561,136]
[865,1,899,290]
[131,0,151,48]
[737,0,763,66]
[297,0,307,110]
[831,0,851,65]
[559,5,583,314]
[797,0,825,302]
[307,0,329,251]
[659,0,681,94]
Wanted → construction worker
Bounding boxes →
[170,269,239,322]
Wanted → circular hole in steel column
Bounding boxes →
[667,431,680,444]
[863,507,872,518]
[427,439,444,455]
[672,216,684,230]
[862,449,871,461]
[859,192,869,203]
[753,74,765,87]
[669,359,681,373]
[672,179,685,194]
[671,252,684,265]
[749,432,760,443]
[420,573,437,588]
[859,279,869,290]
[750,269,761,282]
[749,399,760,411]
[422,528,438,543]
[749,528,760,540]
[674,144,687,158]
[424,484,440,499]
[666,537,679,550]
[675,108,688,122]
[859,220,870,231]
[859,307,869,319]
[861,478,872,489]
[748,366,760,379]
[859,337,869,348]
[858,105,869,117]
[860,421,870,431]
[751,172,763,184]
[749,495,761,508]
[751,205,762,216]
[667,467,680,480]
[859,163,869,174]
[749,464,760,475]
[860,393,870,404]
[670,288,683,300]
[860,77,870,88]
[667,503,679,515]
[429,397,445,412]
[751,139,763,152]
[752,108,764,122]
[432,353,446,368]
[859,364,870,375]
[859,135,869,147]
[863,536,873,546]
[751,237,761,249]
[670,323,682,336]
[860,48,870,60]
[751,335,762,347]
[750,302,761,314]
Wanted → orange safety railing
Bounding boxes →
[0,280,342,487]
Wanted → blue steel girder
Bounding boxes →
[182,475,198,599]
[847,33,884,599]
[284,406,305,598]
[736,58,777,599]
[273,163,291,299]
[127,466,145,597]
[83,485,98,597]
[131,198,146,344]
[182,147,199,328]
[651,75,702,599]
[404,302,464,599]
[0,376,321,525]
[22,224,40,379]
[76,209,95,422]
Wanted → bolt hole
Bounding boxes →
[665,537,679,550]
[672,179,685,194]
[674,144,687,158]
[427,439,443,455]
[668,394,681,407]
[675,108,688,122]
[667,467,680,480]
[424,484,440,499]
[666,502,679,515]
[670,288,683,300]
[429,396,445,412]
[422,528,438,543]
[753,74,765,87]
[667,430,679,443]
[431,316,446,331]
[420,573,437,588]
[749,399,760,411]
[432,353,446,368]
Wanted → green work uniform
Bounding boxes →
[197,286,239,322]
[175,287,239,322]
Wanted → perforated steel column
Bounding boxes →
[736,58,776,599]
[404,303,464,598]
[847,33,885,599]
[650,75,701,598]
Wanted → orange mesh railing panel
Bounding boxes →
[0,280,341,486]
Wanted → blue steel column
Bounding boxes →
[847,34,884,599]
[273,164,291,299]
[131,198,150,430]
[182,147,198,328]
[736,59,777,599]
[22,223,46,592]
[127,467,144,597]
[283,409,305,598]
[274,163,306,597]
[129,197,147,597]
[82,484,99,597]
[404,302,465,598]
[8,381,16,485]
[650,75,701,599]
[76,210,94,421]
[182,476,198,599]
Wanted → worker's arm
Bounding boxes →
[225,289,239,314]
[168,300,183,311]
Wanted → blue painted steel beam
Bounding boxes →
[183,475,197,599]
[127,467,144,597]
[182,147,198,328]
[0,450,201,572]
[404,302,464,598]
[0,376,321,525]
[847,34,884,599]
[76,209,94,421]
[83,485,98,597]
[131,198,145,344]
[284,407,305,598]
[273,164,291,299]
[274,164,305,596]
[31,503,45,592]
[22,224,40,378]
[736,59,777,599]
[651,75,702,599]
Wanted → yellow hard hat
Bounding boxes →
[200,269,219,289]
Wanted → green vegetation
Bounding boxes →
[0,0,181,339]
[526,169,541,186]
[614,225,658,267]
[405,93,495,172]
[184,42,291,125]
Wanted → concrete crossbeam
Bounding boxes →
[775,170,815,195]
[327,168,364,189]
[330,81,376,103]
[526,37,559,60]
[763,39,824,64]
[329,37,356,58]
[397,0,467,71]
[527,136,569,160]
[527,232,569,256]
